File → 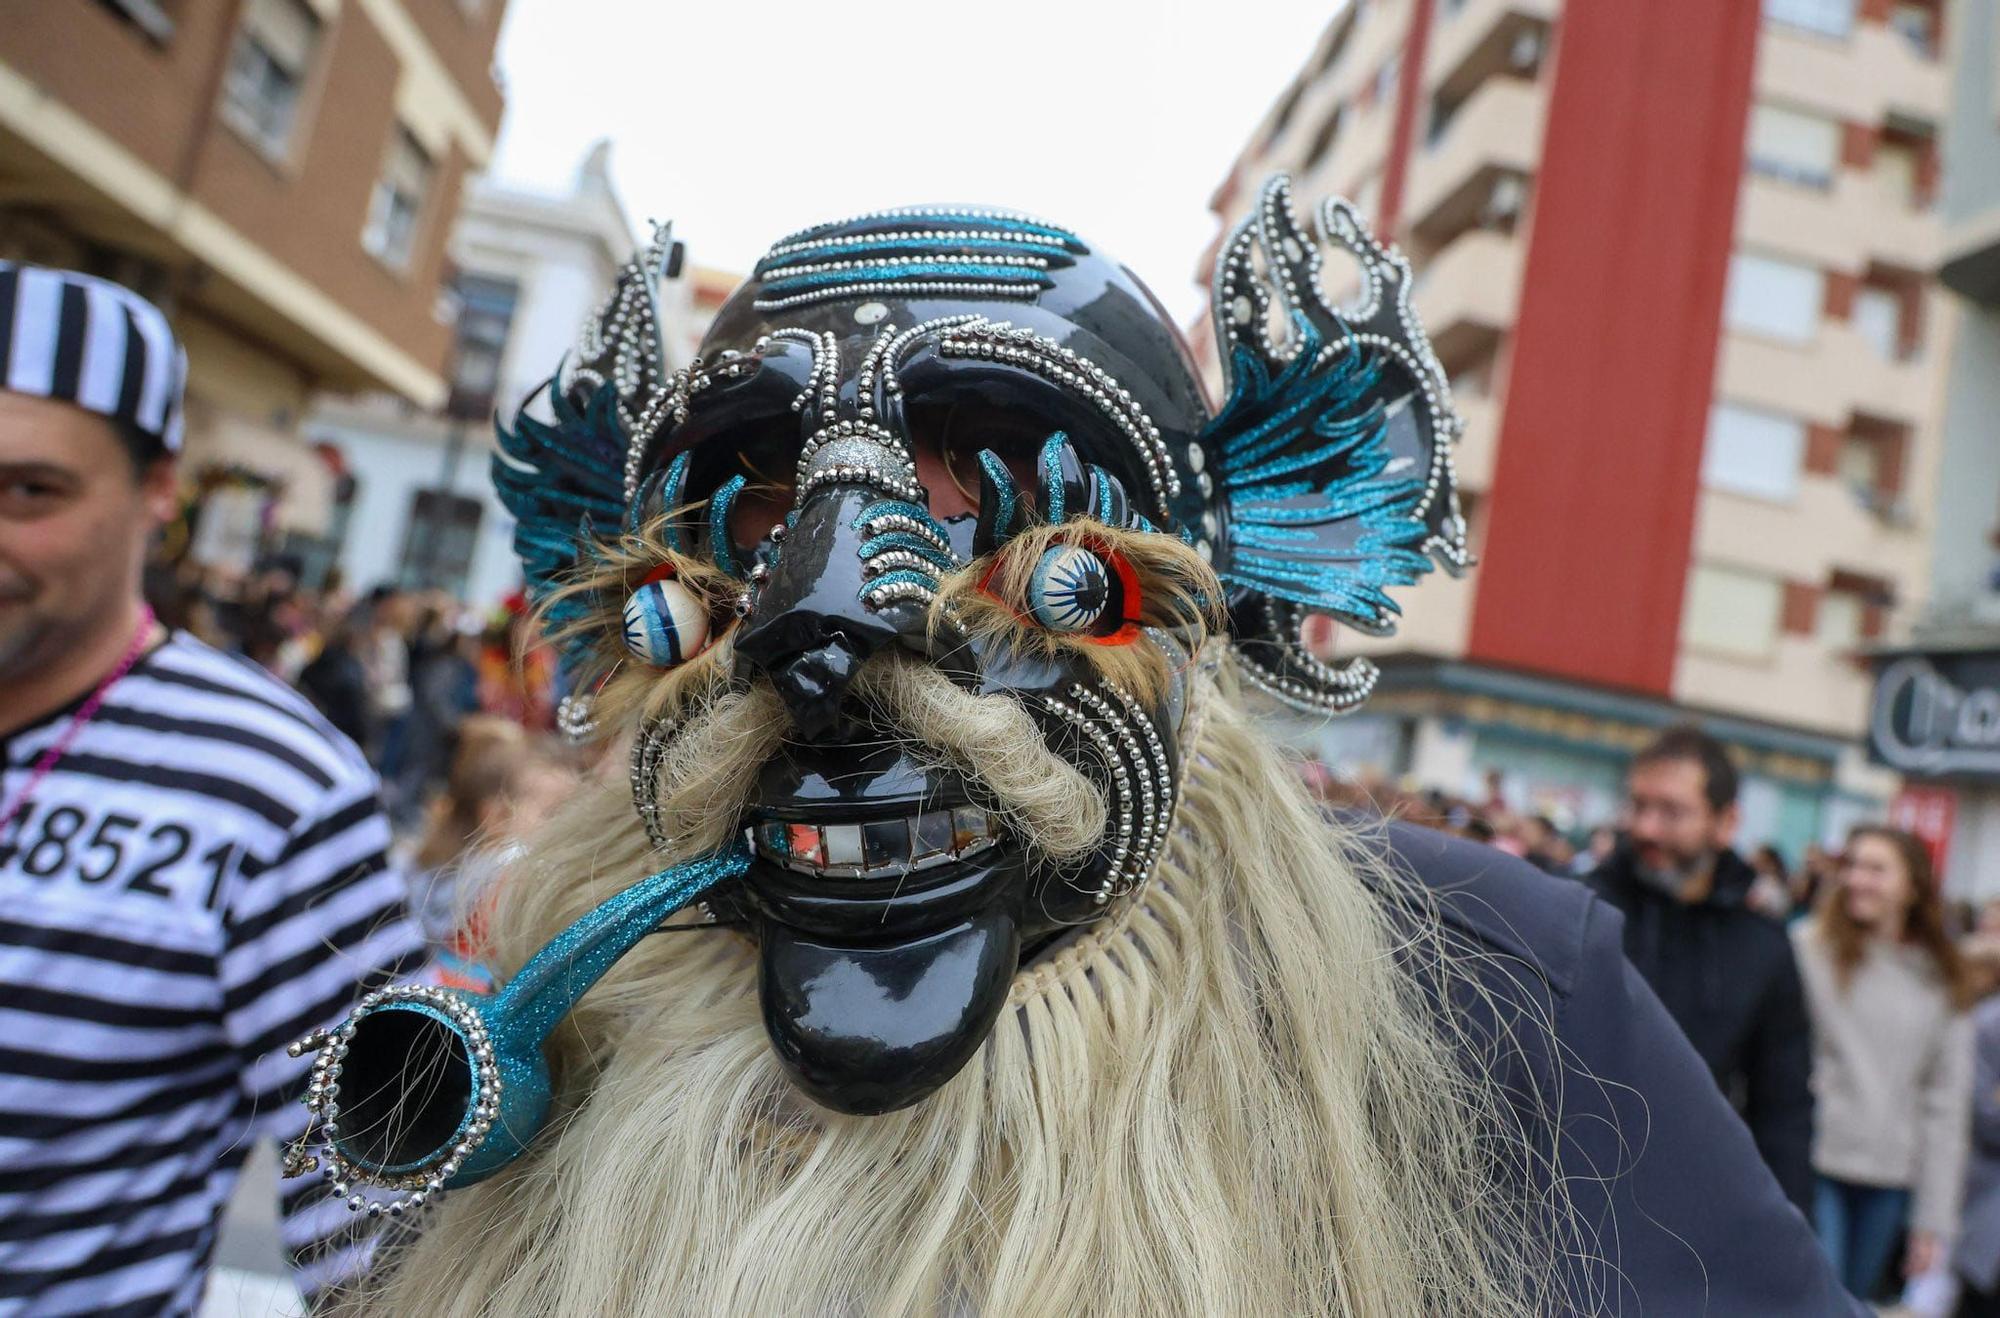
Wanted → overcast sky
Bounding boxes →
[488,1,1335,327]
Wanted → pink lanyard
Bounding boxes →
[0,607,157,841]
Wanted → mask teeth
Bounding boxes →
[746,808,1001,878]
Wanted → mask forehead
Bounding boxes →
[678,207,1214,537]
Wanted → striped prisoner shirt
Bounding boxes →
[0,631,423,1315]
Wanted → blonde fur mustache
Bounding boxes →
[640,650,1109,865]
[339,663,1577,1317]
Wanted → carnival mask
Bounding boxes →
[286,177,1469,1213]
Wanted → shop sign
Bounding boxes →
[1870,651,2000,779]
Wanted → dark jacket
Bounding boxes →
[1955,996,2000,1292]
[297,642,372,752]
[1585,843,1816,1216]
[1377,823,1853,1315]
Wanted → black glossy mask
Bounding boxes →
[613,209,1219,1113]
[503,182,1468,1116]
[288,179,1474,1209]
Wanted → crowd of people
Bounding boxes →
[1318,724,2000,1313]
[142,560,566,826]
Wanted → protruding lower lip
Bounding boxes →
[745,807,1005,879]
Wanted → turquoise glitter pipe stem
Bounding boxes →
[320,846,749,1190]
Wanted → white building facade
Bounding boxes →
[304,142,667,609]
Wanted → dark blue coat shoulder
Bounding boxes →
[1354,819,1859,1317]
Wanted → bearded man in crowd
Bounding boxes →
[291,181,1855,1315]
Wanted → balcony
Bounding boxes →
[1715,325,1935,429]
[1736,171,1943,275]
[1403,76,1543,246]
[1425,0,1558,102]
[1410,228,1522,365]
[1756,23,1945,127]
[1693,477,1925,593]
[1673,637,1873,738]
[1298,101,1394,206]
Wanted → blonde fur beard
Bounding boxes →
[343,663,1560,1316]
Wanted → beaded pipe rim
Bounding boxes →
[283,845,752,1217]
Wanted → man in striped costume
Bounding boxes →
[0,264,422,1315]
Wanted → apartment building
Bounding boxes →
[1203,0,1949,857]
[0,0,507,563]
[305,142,741,607]
[1864,0,2000,900]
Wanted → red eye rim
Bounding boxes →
[977,535,1144,646]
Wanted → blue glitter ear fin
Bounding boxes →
[1201,174,1471,714]
[493,381,630,670]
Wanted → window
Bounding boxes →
[1683,564,1783,660]
[1703,403,1804,501]
[1372,55,1400,110]
[362,127,434,271]
[446,275,520,421]
[1838,433,1881,489]
[1874,136,1924,208]
[97,0,175,44]
[1889,2,1939,56]
[1724,252,1823,343]
[1764,0,1855,38]
[1817,589,1864,649]
[1426,93,1459,150]
[1303,104,1345,170]
[1747,104,1838,188]
[1264,83,1305,151]
[1853,286,1901,359]
[219,0,320,158]
[398,490,483,595]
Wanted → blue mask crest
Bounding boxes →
[492,380,631,667]
[1197,175,1471,712]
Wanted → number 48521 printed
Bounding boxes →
[0,800,234,909]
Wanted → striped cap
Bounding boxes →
[0,262,186,453]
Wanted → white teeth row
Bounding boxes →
[746,808,1003,878]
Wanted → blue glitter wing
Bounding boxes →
[1199,175,1471,712]
[492,380,630,667]
[493,224,686,671]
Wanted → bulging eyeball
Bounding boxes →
[621,576,710,667]
[1028,544,1110,633]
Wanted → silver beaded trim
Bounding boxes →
[282,985,500,1218]
[629,713,681,853]
[766,206,1078,251]
[858,511,955,559]
[937,319,1180,514]
[556,693,598,745]
[764,252,1053,279]
[1312,191,1465,545]
[754,279,1043,313]
[799,462,924,506]
[569,224,677,446]
[1041,680,1176,905]
[797,418,916,486]
[861,577,938,610]
[1231,596,1381,714]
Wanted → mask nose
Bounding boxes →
[734,484,905,742]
